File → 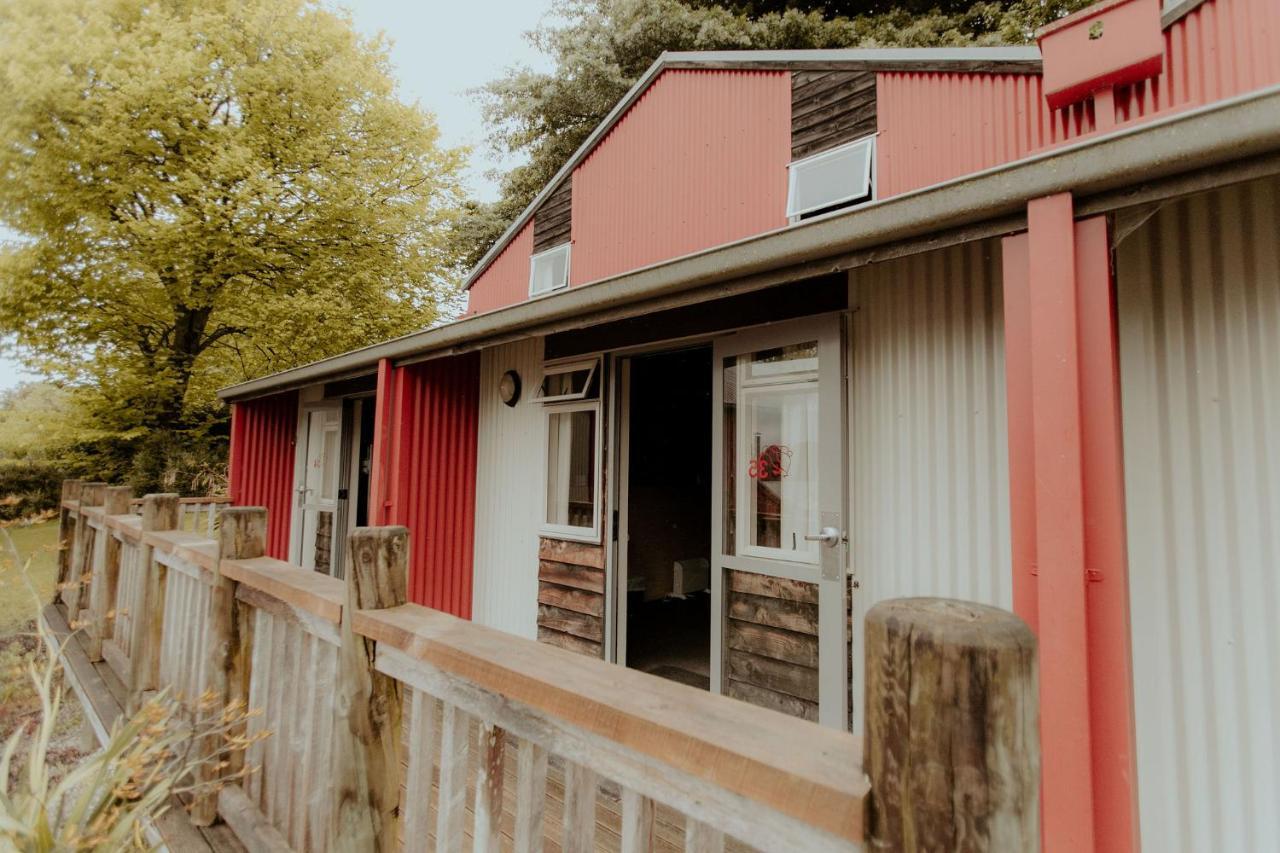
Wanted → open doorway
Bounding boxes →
[619,347,713,689]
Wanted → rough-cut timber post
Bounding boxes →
[127,493,179,713]
[191,506,268,826]
[332,526,408,850]
[865,598,1040,852]
[54,479,84,601]
[65,482,106,624]
[86,485,133,661]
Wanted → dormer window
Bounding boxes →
[529,243,571,297]
[786,135,875,220]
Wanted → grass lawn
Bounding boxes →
[0,518,61,633]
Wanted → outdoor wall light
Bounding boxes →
[499,369,521,407]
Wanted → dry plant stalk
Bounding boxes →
[0,608,268,850]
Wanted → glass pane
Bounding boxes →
[788,138,872,216]
[546,408,596,529]
[541,367,592,398]
[530,246,569,295]
[319,427,339,501]
[723,341,820,562]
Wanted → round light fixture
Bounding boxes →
[499,369,521,407]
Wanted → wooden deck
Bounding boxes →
[43,604,247,853]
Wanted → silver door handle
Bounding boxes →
[804,527,842,547]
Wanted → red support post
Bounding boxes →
[369,358,396,526]
[1001,197,1138,852]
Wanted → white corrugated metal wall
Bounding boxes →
[472,337,545,638]
[848,239,1013,733]
[1116,176,1280,853]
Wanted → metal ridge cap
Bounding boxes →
[219,84,1280,402]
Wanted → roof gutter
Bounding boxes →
[220,83,1280,402]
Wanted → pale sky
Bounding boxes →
[0,0,558,392]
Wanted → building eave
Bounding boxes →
[219,83,1280,403]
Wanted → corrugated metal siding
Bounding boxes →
[848,238,1013,734]
[1115,0,1280,124]
[1116,176,1280,852]
[386,354,481,617]
[471,338,545,638]
[228,391,298,560]
[467,221,535,316]
[875,71,1093,198]
[570,69,792,286]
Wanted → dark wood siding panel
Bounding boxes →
[536,536,604,658]
[791,70,877,159]
[724,569,821,722]
[532,177,572,254]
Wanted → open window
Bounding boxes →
[786,135,875,220]
[529,243,571,297]
[540,357,602,540]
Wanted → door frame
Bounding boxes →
[711,313,849,728]
[289,400,343,571]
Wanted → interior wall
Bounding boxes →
[1116,176,1280,852]
[848,238,1013,733]
[472,338,545,638]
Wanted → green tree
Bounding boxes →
[0,0,465,488]
[462,0,1091,269]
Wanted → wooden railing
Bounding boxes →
[51,480,1041,853]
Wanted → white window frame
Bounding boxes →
[536,357,600,403]
[528,242,571,298]
[540,398,603,542]
[785,135,876,220]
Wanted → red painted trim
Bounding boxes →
[1004,207,1138,853]
[228,402,245,505]
[1075,217,1138,853]
[1000,233,1039,633]
[1026,193,1096,852]
[370,358,395,526]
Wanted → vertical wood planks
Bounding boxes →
[621,788,655,853]
[435,702,471,852]
[514,737,549,853]
[473,722,506,853]
[402,688,439,848]
[86,485,132,661]
[128,493,177,711]
[562,762,597,853]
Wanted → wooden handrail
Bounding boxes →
[355,602,866,845]
[220,557,344,624]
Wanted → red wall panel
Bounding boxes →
[570,69,792,286]
[466,221,534,316]
[382,354,480,617]
[228,391,297,560]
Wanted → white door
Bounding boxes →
[293,404,342,574]
[712,315,848,728]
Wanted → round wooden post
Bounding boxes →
[864,598,1040,852]
[192,506,267,826]
[127,493,179,711]
[86,485,133,660]
[333,525,409,850]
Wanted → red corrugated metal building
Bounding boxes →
[222,0,1280,848]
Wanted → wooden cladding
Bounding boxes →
[536,537,605,658]
[791,70,877,160]
[532,178,572,254]
[724,570,821,722]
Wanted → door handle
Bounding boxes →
[804,526,842,547]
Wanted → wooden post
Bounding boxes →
[65,482,106,624]
[332,526,408,851]
[54,479,83,603]
[191,506,267,826]
[127,493,179,712]
[864,598,1040,852]
[86,485,132,661]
